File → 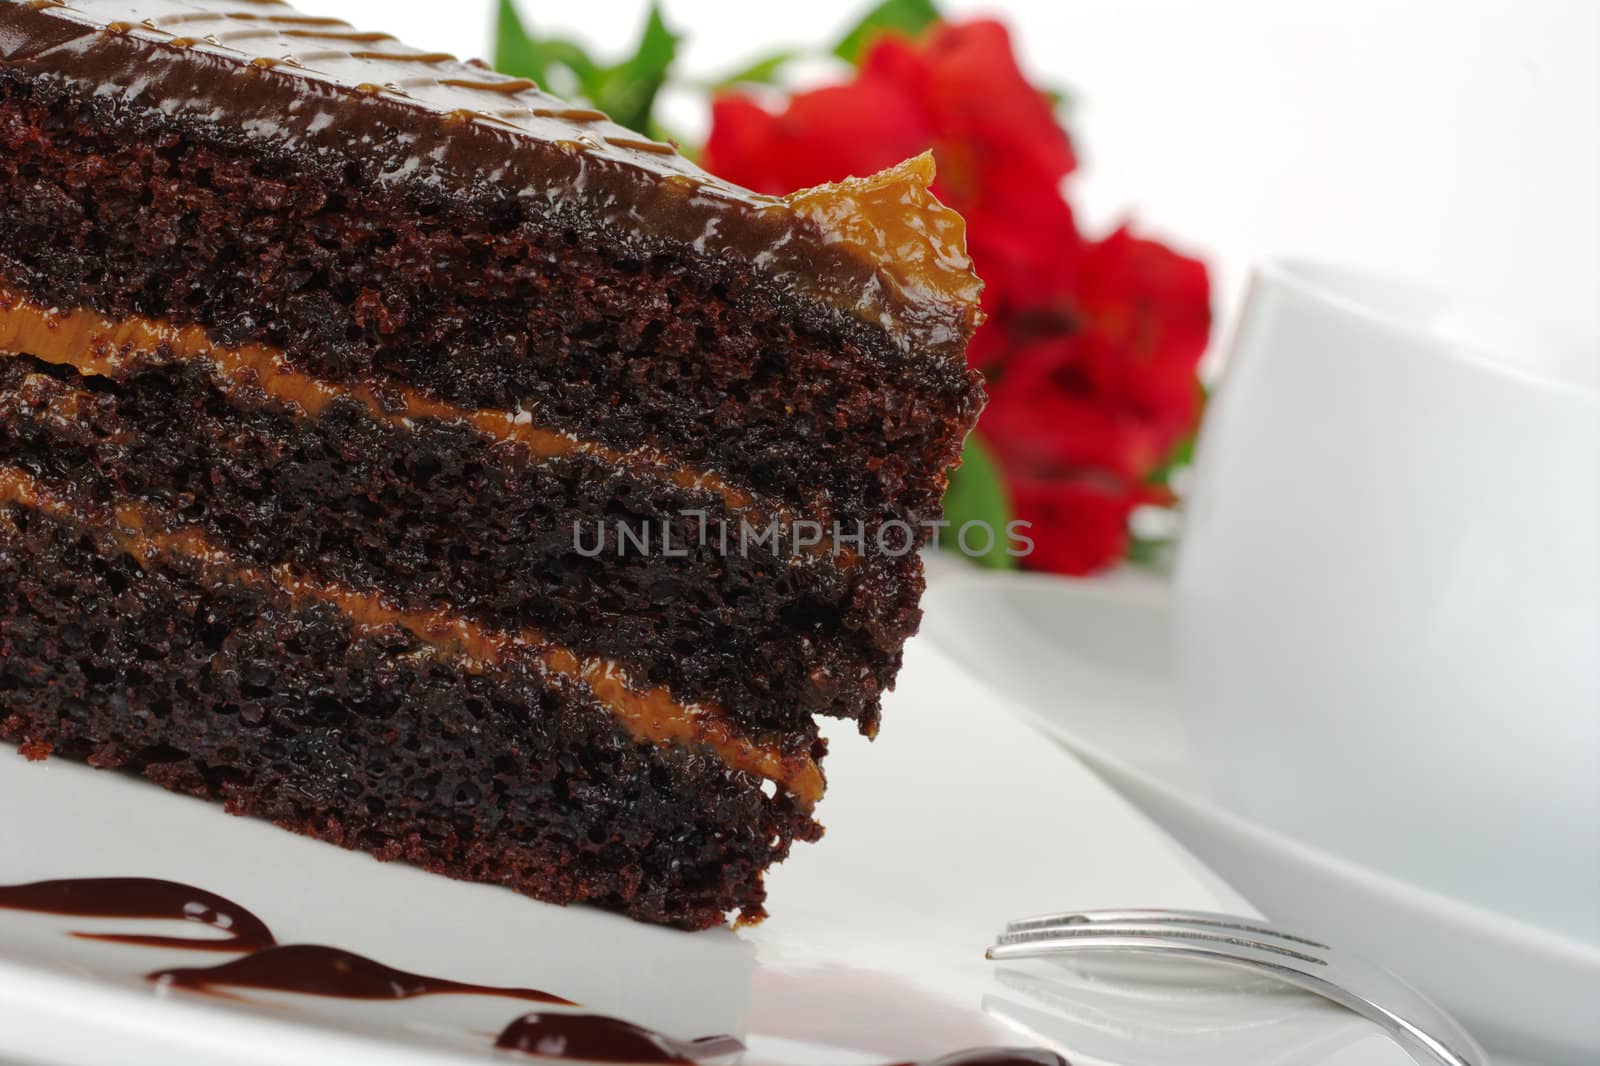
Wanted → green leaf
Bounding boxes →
[493,0,601,98]
[593,2,681,135]
[832,0,941,64]
[1129,380,1208,570]
[708,50,801,90]
[1040,85,1075,115]
[493,0,678,137]
[941,434,1018,570]
[1127,534,1172,570]
[1144,380,1208,489]
[493,0,544,82]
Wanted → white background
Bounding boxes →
[311,0,1600,348]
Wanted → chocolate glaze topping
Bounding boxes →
[0,0,982,359]
[150,943,572,1004]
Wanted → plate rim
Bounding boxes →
[918,569,1600,1061]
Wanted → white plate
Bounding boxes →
[919,569,1600,1066]
[0,637,1404,1066]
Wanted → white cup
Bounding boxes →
[1175,259,1600,943]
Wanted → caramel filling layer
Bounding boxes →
[0,284,764,510]
[0,466,823,808]
[0,285,858,566]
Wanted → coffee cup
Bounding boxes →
[1174,259,1599,941]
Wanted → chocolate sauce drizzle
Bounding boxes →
[492,1014,1063,1065]
[151,943,570,1005]
[911,1050,1070,1066]
[0,877,274,952]
[495,1013,743,1063]
[0,876,568,1005]
[0,877,1063,1064]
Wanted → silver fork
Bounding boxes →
[987,908,1487,1066]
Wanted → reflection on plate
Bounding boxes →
[920,570,1600,1066]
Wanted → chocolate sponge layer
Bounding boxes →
[0,499,820,929]
[0,356,918,737]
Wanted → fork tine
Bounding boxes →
[1004,908,1329,950]
[990,921,1329,966]
[985,920,1485,1066]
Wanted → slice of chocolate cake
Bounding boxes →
[0,0,983,929]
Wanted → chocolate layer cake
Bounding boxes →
[0,0,983,928]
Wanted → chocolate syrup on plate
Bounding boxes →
[0,877,275,952]
[0,876,1066,1064]
[151,943,570,1005]
[910,1050,1070,1066]
[0,877,568,1004]
[490,1015,1060,1065]
[495,1012,743,1062]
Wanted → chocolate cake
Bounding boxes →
[0,0,984,928]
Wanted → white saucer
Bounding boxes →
[0,639,1403,1066]
[919,569,1600,1066]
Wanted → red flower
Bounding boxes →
[981,232,1208,570]
[706,84,929,194]
[703,19,1209,574]
[1007,474,1163,576]
[704,20,1079,312]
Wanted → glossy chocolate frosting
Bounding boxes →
[0,0,982,359]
